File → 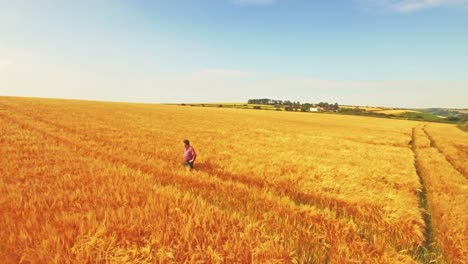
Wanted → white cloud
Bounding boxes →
[356,0,468,13]
[393,0,466,13]
[231,0,275,6]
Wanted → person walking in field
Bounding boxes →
[183,139,197,170]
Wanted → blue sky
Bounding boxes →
[1,0,467,107]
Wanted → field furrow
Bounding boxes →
[422,126,468,179]
[412,126,468,263]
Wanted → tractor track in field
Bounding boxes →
[0,102,417,251]
[411,127,438,263]
[0,109,404,262]
[421,127,467,179]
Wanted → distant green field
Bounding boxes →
[399,111,443,122]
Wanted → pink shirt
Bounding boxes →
[184,146,196,162]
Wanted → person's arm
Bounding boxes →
[190,148,197,162]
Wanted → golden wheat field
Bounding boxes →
[1,96,467,263]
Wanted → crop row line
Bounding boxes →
[421,127,467,179]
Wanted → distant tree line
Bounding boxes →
[247,98,339,112]
[447,113,468,122]
[247,99,295,105]
[316,102,340,111]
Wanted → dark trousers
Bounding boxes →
[184,161,194,169]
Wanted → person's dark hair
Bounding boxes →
[183,139,190,145]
